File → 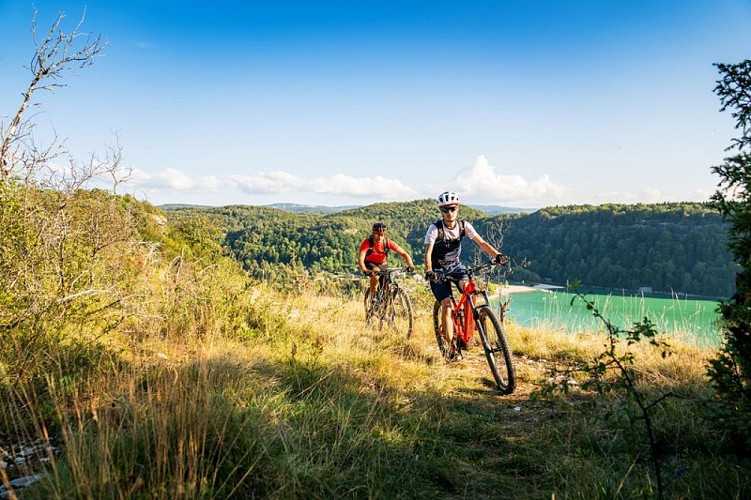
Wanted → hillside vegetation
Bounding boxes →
[169,200,736,298]
[2,187,750,498]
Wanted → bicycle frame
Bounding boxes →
[440,267,491,347]
[372,267,407,300]
[431,261,516,394]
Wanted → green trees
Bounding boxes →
[183,200,736,297]
[475,203,735,297]
[708,60,751,449]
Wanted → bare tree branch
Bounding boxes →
[1,9,107,181]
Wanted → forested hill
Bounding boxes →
[474,203,736,298]
[167,201,737,298]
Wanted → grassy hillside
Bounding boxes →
[4,277,749,498]
[2,189,748,498]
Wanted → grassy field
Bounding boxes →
[2,279,750,499]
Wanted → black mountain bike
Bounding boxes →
[363,267,414,338]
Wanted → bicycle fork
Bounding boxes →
[471,291,497,355]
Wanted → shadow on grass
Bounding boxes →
[5,342,751,499]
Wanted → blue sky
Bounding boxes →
[1,1,751,208]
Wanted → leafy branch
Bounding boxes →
[535,282,673,499]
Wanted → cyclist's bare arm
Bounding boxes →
[394,244,415,270]
[358,250,368,274]
[423,243,435,273]
[470,234,502,260]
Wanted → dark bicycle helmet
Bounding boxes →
[372,222,387,234]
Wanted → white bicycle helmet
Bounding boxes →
[437,191,460,207]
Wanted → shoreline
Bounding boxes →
[497,284,724,302]
[498,284,538,295]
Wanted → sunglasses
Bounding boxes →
[440,206,458,213]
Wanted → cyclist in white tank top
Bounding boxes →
[423,191,506,360]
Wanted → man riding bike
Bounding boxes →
[358,222,415,302]
[423,191,507,360]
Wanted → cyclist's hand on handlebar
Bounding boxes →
[425,270,435,282]
[407,266,415,273]
[363,270,372,276]
[494,253,509,265]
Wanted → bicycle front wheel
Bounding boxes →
[383,287,413,338]
[363,289,375,324]
[476,305,516,394]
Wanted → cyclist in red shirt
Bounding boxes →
[358,222,415,300]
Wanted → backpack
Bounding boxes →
[365,234,390,258]
[435,219,466,241]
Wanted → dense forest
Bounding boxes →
[167,200,737,298]
[476,203,736,298]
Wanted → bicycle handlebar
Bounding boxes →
[429,259,506,283]
[368,266,414,277]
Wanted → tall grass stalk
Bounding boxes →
[2,282,750,498]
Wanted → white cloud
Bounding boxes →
[230,171,307,194]
[130,168,222,192]
[310,173,416,199]
[588,190,647,204]
[232,171,416,199]
[445,155,567,205]
[644,186,662,201]
[127,167,416,201]
[693,188,713,202]
[590,186,665,204]
[587,186,709,205]
[201,175,223,190]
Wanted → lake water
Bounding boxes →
[501,290,723,347]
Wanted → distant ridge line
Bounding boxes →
[159,202,534,215]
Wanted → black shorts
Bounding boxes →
[365,261,385,271]
[429,264,469,302]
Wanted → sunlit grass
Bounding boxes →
[2,281,749,499]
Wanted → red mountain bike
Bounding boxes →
[431,261,516,394]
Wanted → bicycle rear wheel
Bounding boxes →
[476,305,516,394]
[382,287,413,338]
[432,301,460,360]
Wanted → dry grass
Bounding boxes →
[3,282,749,499]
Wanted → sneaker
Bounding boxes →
[447,346,463,362]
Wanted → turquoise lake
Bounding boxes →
[500,290,723,347]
